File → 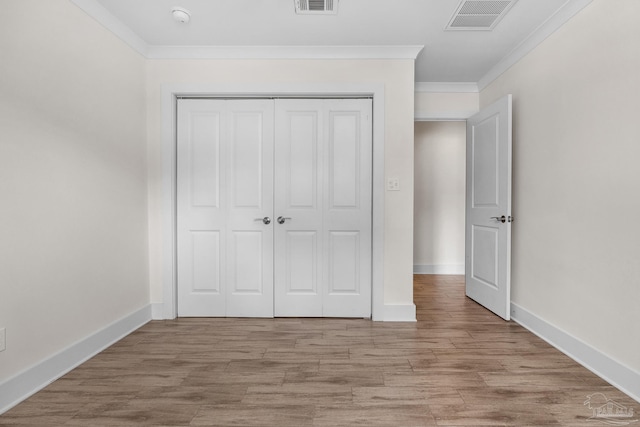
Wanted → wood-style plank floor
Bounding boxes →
[1,275,636,426]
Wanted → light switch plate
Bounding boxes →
[0,328,5,352]
[386,178,400,191]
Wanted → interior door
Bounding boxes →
[465,94,513,320]
[274,99,372,317]
[177,99,274,317]
[273,100,324,316]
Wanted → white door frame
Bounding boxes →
[159,83,385,320]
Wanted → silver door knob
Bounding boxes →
[277,216,291,224]
[491,215,507,223]
[255,217,271,225]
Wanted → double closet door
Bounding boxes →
[177,98,372,318]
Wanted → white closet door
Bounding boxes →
[178,98,371,318]
[274,100,324,316]
[177,99,274,317]
[225,101,274,317]
[274,99,372,317]
[322,99,372,317]
[177,99,227,316]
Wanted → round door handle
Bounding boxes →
[277,216,291,225]
[254,217,271,225]
[491,215,507,223]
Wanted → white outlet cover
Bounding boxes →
[386,178,400,191]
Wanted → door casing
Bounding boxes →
[159,83,386,320]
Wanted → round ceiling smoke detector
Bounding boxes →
[172,7,191,24]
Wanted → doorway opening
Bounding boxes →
[413,121,466,277]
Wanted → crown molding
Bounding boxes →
[415,82,479,93]
[71,0,422,61]
[70,0,149,56]
[477,0,594,90]
[146,45,424,60]
[72,0,592,88]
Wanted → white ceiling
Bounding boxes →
[73,0,593,87]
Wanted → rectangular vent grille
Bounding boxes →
[446,0,516,31]
[295,0,338,14]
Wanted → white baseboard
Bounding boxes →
[413,264,465,275]
[511,303,640,404]
[381,304,416,322]
[0,305,152,415]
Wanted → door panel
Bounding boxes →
[189,113,221,207]
[471,225,499,288]
[191,231,221,292]
[328,231,360,294]
[329,113,360,208]
[289,114,318,208]
[231,112,265,208]
[472,117,499,207]
[465,94,512,320]
[285,231,318,294]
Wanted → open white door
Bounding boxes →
[465,94,512,320]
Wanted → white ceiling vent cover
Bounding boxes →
[295,0,339,15]
[446,0,517,31]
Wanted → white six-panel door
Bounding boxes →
[177,98,371,317]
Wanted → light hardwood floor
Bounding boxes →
[1,275,636,426]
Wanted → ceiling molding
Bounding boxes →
[477,0,594,91]
[70,0,148,56]
[415,82,479,93]
[146,45,424,60]
[72,0,423,61]
[71,0,591,86]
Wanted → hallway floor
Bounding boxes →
[1,275,635,426]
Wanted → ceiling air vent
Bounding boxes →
[446,0,517,31]
[295,0,339,15]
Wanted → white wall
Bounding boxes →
[413,122,466,274]
[414,92,479,120]
[481,0,640,373]
[0,0,148,382]
[145,59,416,309]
